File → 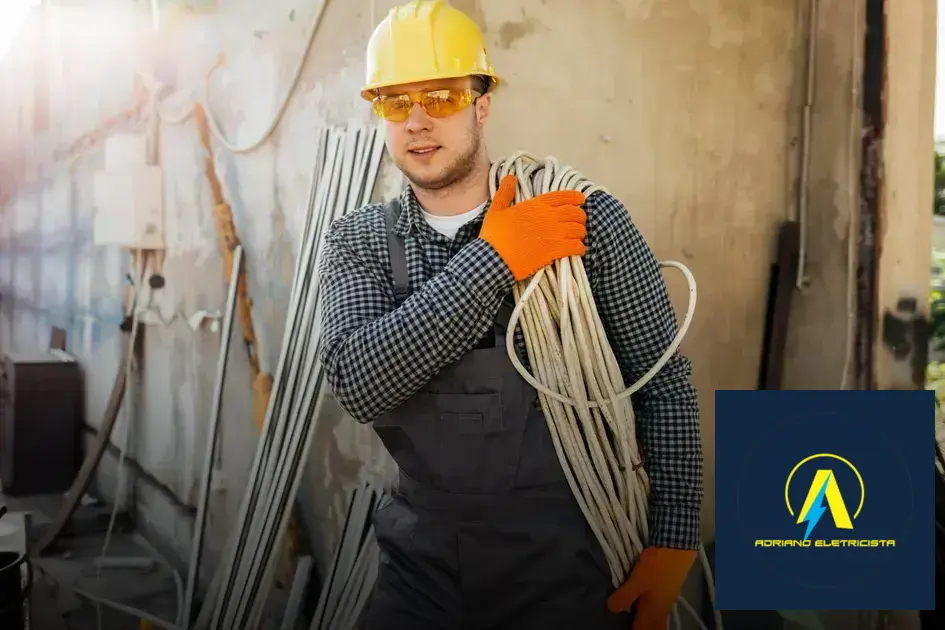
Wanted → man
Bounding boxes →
[318,2,704,628]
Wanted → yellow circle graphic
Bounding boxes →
[784,453,865,519]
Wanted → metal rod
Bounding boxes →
[248,141,387,628]
[228,134,351,622]
[280,555,313,630]
[348,129,371,211]
[236,187,347,625]
[182,243,243,628]
[212,125,387,626]
[196,131,331,629]
[240,131,379,625]
[229,269,325,626]
[230,129,355,613]
[214,135,342,626]
[208,145,331,627]
[346,539,380,628]
[362,126,386,207]
[795,0,819,288]
[318,485,375,628]
[327,521,376,630]
[310,490,359,629]
[247,370,328,628]
[310,486,384,630]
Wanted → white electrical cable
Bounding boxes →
[839,0,860,391]
[491,152,721,630]
[133,533,185,629]
[150,0,331,155]
[95,253,144,630]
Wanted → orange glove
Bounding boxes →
[607,547,698,629]
[479,175,587,281]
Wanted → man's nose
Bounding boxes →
[405,104,432,132]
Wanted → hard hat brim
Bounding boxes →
[360,71,502,102]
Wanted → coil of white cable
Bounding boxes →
[489,151,720,630]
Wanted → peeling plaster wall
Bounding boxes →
[0,0,874,591]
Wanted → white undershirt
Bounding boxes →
[421,202,487,239]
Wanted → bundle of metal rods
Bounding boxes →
[309,481,387,630]
[195,124,387,629]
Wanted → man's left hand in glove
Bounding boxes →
[607,546,698,630]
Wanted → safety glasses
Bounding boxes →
[372,88,481,123]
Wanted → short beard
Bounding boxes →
[398,124,482,193]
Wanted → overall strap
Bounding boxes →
[385,196,512,345]
[494,291,514,344]
[384,199,409,305]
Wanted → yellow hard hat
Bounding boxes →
[361,0,501,101]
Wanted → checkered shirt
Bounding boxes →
[317,184,704,550]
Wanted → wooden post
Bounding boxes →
[860,0,936,628]
[864,0,938,396]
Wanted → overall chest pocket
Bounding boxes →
[431,392,524,493]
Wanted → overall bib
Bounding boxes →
[365,200,630,630]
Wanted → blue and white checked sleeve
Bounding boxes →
[587,191,704,550]
[318,208,514,423]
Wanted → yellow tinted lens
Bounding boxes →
[373,89,480,121]
[421,89,476,118]
[374,95,413,122]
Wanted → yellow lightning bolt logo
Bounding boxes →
[796,469,854,540]
[755,453,895,548]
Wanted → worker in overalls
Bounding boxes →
[317,1,704,628]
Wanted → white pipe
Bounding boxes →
[796,0,819,288]
[182,245,244,627]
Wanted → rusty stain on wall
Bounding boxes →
[496,17,542,50]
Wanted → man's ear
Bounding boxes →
[475,93,492,124]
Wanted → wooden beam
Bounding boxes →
[870,0,937,392]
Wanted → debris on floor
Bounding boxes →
[3,493,181,630]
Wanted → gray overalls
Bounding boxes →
[365,199,630,630]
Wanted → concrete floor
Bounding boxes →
[2,493,181,630]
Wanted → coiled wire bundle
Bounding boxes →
[489,152,718,630]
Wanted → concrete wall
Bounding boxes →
[0,0,890,594]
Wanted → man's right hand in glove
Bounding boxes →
[479,175,587,281]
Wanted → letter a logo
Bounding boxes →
[796,470,854,540]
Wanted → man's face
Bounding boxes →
[379,76,491,191]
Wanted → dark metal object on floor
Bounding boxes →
[0,350,82,496]
[0,511,32,630]
[0,551,31,629]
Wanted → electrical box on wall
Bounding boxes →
[92,134,165,250]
